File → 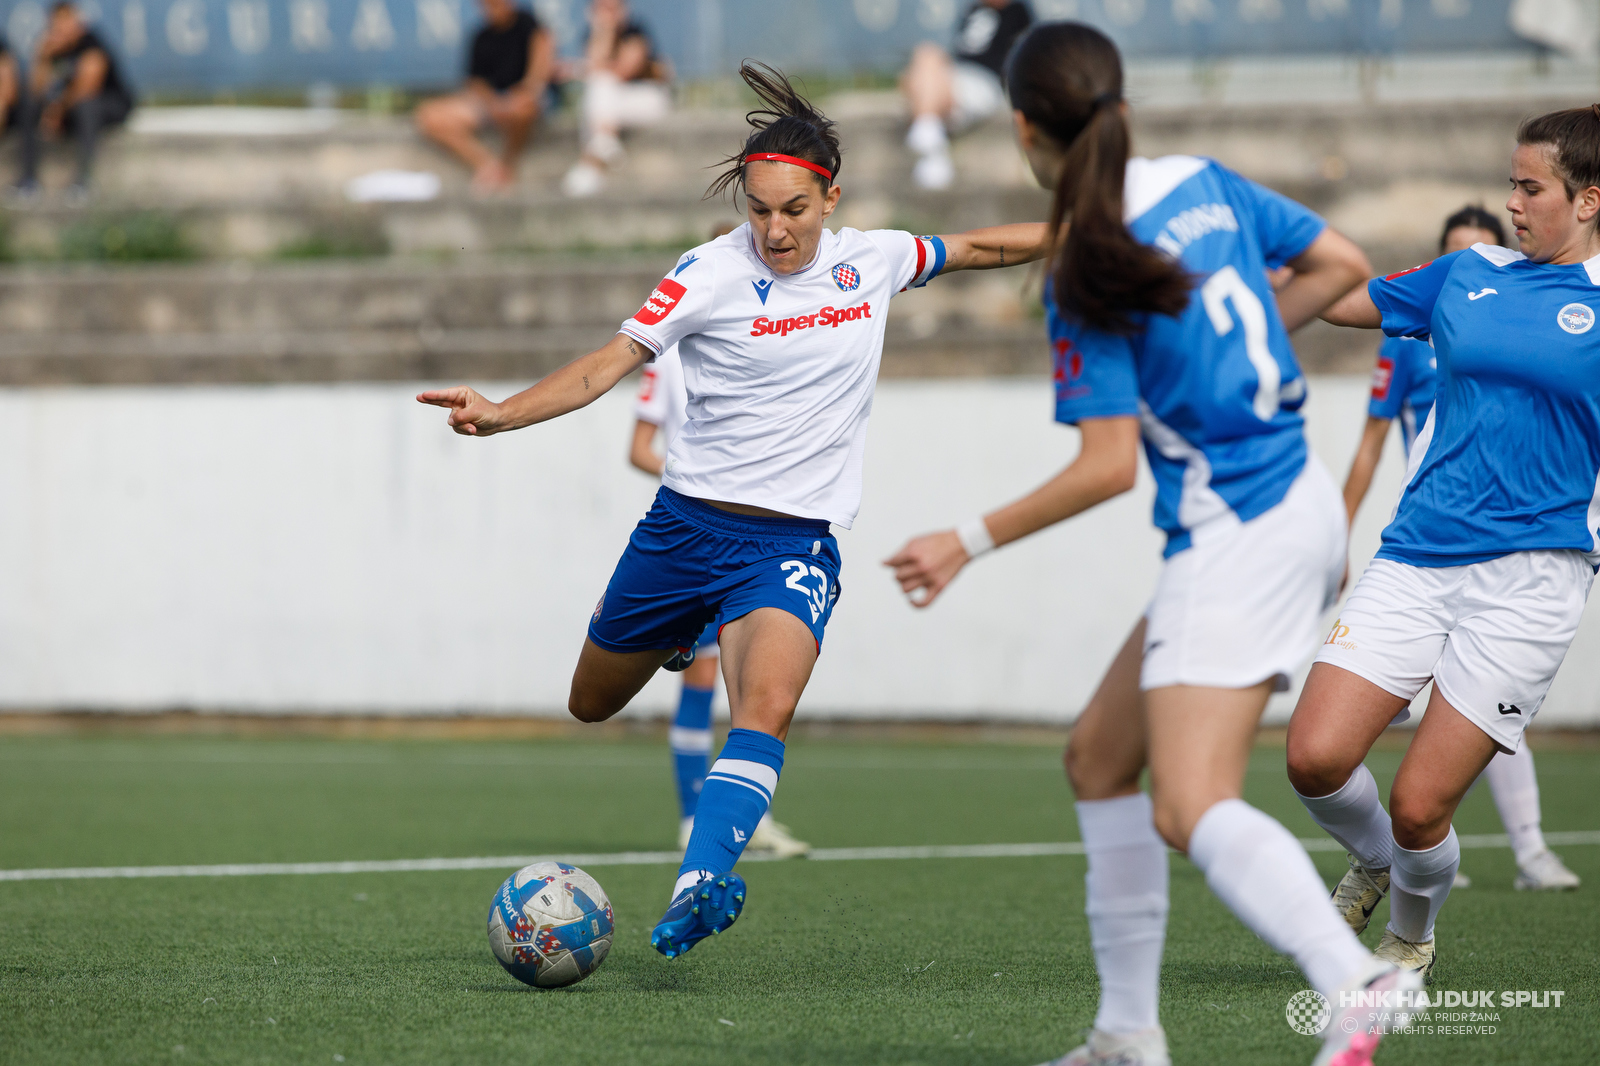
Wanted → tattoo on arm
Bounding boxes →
[999,246,1006,267]
[626,340,638,358]
[583,375,590,390]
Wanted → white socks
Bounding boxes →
[1077,793,1169,1034]
[1295,763,1395,871]
[906,114,948,155]
[1484,745,1547,865]
[1388,828,1459,943]
[1188,799,1371,998]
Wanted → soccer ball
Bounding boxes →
[487,862,615,988]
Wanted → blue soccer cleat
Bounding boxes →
[661,645,696,672]
[650,873,746,959]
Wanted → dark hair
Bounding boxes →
[1516,106,1600,200]
[1438,205,1505,252]
[707,62,840,199]
[1005,23,1190,334]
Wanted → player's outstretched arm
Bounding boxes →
[937,222,1053,272]
[417,333,648,436]
[1275,228,1374,331]
[884,415,1141,608]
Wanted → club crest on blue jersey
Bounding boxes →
[752,278,774,304]
[1557,302,1594,335]
[831,263,861,292]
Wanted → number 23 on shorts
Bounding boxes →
[780,559,834,623]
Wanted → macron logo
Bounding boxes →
[1468,288,1498,301]
[752,278,774,304]
[674,254,699,277]
[732,827,747,843]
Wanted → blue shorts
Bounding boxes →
[588,487,843,655]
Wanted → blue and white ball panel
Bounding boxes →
[487,862,615,988]
[1050,157,1322,557]
[1369,245,1600,567]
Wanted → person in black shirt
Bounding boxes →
[415,0,555,193]
[900,0,1032,189]
[15,2,135,198]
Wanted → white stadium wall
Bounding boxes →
[1,376,1597,727]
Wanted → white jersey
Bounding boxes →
[633,344,688,452]
[618,223,945,527]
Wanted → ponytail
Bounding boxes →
[1007,24,1192,334]
[707,62,842,200]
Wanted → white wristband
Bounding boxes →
[955,516,995,560]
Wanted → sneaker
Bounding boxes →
[1514,849,1581,891]
[1453,870,1472,889]
[562,161,606,198]
[1036,1027,1170,1065]
[677,816,693,852]
[912,151,954,190]
[1373,928,1437,983]
[650,872,745,959]
[661,645,695,672]
[1330,854,1390,935]
[747,817,810,858]
[1313,959,1426,1066]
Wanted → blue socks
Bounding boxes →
[670,684,715,819]
[677,728,785,887]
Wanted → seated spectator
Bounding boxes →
[0,34,19,140]
[561,0,671,198]
[900,0,1032,190]
[415,0,554,193]
[15,2,135,199]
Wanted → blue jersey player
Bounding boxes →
[885,23,1414,1066]
[422,62,1052,960]
[1336,205,1581,898]
[1289,107,1600,985]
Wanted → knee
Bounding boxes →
[910,42,946,68]
[1150,800,1191,853]
[1389,787,1449,851]
[1285,732,1355,798]
[566,687,618,724]
[414,100,448,136]
[1064,730,1138,800]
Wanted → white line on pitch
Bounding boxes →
[3,831,1597,883]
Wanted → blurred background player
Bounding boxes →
[561,0,673,198]
[414,0,554,193]
[422,62,1050,961]
[900,0,1032,190]
[1340,204,1581,895]
[0,33,18,149]
[1290,106,1600,981]
[14,1,134,199]
[628,234,810,860]
[886,23,1410,1066]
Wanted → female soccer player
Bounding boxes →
[1338,205,1580,897]
[885,23,1417,1066]
[1287,106,1600,983]
[628,338,808,860]
[420,62,1050,959]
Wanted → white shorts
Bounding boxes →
[582,72,670,134]
[949,61,1006,131]
[1141,458,1346,692]
[1315,551,1594,752]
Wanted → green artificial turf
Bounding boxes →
[0,733,1596,1064]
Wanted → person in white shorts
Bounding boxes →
[561,0,671,197]
[1288,105,1600,985]
[900,0,1032,189]
[629,323,809,860]
[887,23,1413,1066]
[422,61,1052,960]
[1339,205,1581,895]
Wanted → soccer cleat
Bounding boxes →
[1453,870,1472,889]
[650,873,746,959]
[1514,849,1581,891]
[661,645,696,672]
[1373,928,1437,983]
[1330,854,1389,935]
[1035,1026,1170,1066]
[747,817,810,858]
[677,816,694,852]
[1313,959,1425,1066]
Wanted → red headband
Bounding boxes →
[743,153,834,181]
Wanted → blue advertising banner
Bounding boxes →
[0,0,1532,93]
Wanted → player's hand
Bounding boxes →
[883,530,968,609]
[416,386,505,436]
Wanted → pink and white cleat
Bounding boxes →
[1311,958,1426,1066]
